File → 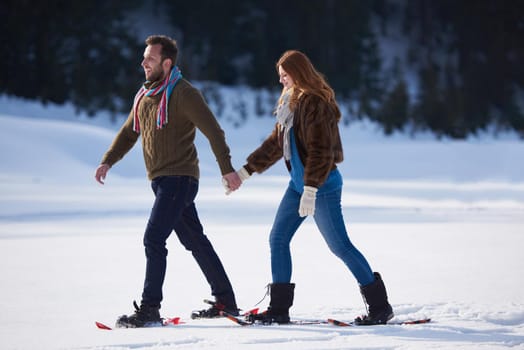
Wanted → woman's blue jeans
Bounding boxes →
[269,186,375,286]
[141,176,235,307]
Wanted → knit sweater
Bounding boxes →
[101,79,234,180]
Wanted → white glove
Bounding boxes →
[237,167,251,182]
[299,186,317,217]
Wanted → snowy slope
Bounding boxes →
[0,96,523,350]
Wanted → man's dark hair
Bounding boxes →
[145,35,178,66]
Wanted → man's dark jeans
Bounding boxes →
[141,176,235,308]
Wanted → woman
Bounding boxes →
[234,50,393,325]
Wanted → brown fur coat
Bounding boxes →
[244,93,343,188]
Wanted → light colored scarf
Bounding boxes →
[132,66,183,133]
[276,89,294,160]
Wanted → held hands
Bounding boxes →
[222,167,250,195]
[299,186,318,217]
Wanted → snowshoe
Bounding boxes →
[191,299,239,319]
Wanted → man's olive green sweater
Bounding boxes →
[101,79,234,180]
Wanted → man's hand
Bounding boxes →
[222,171,242,194]
[299,186,318,217]
[95,164,111,185]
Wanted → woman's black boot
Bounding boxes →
[354,272,394,325]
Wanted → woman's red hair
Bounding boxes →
[276,50,338,118]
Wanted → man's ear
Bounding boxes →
[163,58,173,72]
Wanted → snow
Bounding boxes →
[1,94,524,350]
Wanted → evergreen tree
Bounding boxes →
[401,0,524,137]
[0,0,142,115]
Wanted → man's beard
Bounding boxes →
[145,66,165,82]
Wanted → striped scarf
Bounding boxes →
[132,66,183,133]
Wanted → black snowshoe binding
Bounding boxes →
[354,304,394,325]
[247,309,291,325]
[191,299,239,319]
[116,301,162,328]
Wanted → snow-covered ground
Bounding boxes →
[1,95,523,349]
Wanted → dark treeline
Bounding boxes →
[1,0,144,116]
[1,0,523,138]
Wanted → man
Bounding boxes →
[95,35,241,328]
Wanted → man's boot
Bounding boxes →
[116,301,162,328]
[191,293,239,319]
